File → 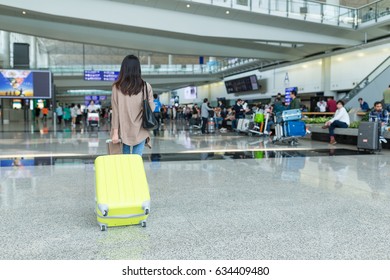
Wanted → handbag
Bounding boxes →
[142,82,158,130]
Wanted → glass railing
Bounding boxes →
[341,56,390,104]
[48,58,261,76]
[185,0,390,28]
[358,1,390,24]
[49,64,212,76]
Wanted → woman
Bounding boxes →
[70,103,77,127]
[63,104,71,125]
[322,100,350,145]
[111,55,155,155]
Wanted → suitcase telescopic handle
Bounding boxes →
[106,139,122,144]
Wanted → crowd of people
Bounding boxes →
[34,102,112,128]
[149,86,390,145]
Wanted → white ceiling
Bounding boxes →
[0,0,389,92]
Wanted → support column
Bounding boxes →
[30,36,37,69]
[0,31,11,68]
[322,57,335,97]
[168,54,173,65]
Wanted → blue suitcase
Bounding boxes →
[283,121,306,137]
[282,109,301,121]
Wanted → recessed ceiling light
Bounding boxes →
[186,4,190,8]
[22,11,27,15]
[226,10,230,14]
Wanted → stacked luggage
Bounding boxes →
[272,109,306,145]
[235,117,251,134]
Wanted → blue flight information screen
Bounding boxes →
[84,70,119,81]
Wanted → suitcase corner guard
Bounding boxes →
[142,201,151,215]
[98,204,109,216]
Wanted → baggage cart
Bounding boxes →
[272,120,306,145]
[87,112,99,130]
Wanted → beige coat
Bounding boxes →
[111,82,155,147]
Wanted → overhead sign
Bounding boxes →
[84,70,119,81]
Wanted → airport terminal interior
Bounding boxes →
[1,0,390,260]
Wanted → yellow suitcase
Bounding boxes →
[95,154,150,231]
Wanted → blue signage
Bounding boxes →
[84,70,119,81]
[284,87,297,105]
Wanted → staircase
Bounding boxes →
[342,56,390,109]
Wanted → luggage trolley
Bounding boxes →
[248,111,271,136]
[272,109,306,145]
[87,111,100,130]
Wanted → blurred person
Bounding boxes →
[76,104,82,125]
[369,101,389,143]
[34,105,41,122]
[71,103,77,127]
[232,99,244,129]
[220,107,235,132]
[63,104,71,125]
[358,98,370,111]
[42,107,49,122]
[56,103,63,124]
[316,97,327,112]
[288,90,301,110]
[383,84,390,112]
[326,97,337,113]
[201,98,213,134]
[322,100,350,145]
[153,93,162,135]
[87,100,98,113]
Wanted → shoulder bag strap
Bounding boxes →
[143,81,148,101]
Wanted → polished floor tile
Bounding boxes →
[0,120,389,259]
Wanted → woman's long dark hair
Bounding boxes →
[114,55,143,96]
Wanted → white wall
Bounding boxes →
[330,44,390,90]
[161,42,390,107]
[202,42,390,103]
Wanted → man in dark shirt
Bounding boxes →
[358,98,369,111]
[232,99,244,129]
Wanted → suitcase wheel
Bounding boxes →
[144,208,150,215]
[141,221,147,227]
[100,225,107,231]
[102,210,108,217]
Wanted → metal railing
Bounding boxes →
[341,56,390,103]
[185,0,390,28]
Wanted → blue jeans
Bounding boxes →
[123,140,146,156]
[329,120,348,136]
[214,117,223,129]
[265,120,274,133]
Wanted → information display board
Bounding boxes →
[0,69,52,99]
[225,75,259,93]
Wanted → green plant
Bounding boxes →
[361,112,369,121]
[349,121,360,128]
[302,117,332,124]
